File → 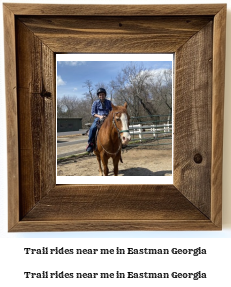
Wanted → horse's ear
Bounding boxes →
[111,103,115,110]
[124,102,127,109]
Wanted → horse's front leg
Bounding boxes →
[94,149,103,176]
[113,155,120,176]
[101,153,109,176]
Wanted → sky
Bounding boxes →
[56,54,173,99]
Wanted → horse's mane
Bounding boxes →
[102,110,113,130]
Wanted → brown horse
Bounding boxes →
[94,102,131,176]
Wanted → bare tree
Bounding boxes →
[57,95,93,126]
[149,69,172,118]
[57,65,172,127]
[82,80,96,106]
[57,95,78,118]
[112,63,159,120]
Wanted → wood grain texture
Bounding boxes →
[18,16,213,53]
[3,5,20,230]
[11,220,219,232]
[3,3,225,16]
[4,3,226,231]
[23,185,206,221]
[174,21,213,218]
[14,185,219,232]
[211,5,226,228]
[16,19,56,219]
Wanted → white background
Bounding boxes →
[0,0,231,286]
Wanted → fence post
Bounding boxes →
[151,124,156,139]
[138,124,142,141]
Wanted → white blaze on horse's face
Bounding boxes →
[120,113,131,145]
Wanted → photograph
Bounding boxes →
[56,54,173,183]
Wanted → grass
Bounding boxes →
[57,151,90,163]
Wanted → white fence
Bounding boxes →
[129,123,172,141]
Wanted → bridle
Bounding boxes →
[112,112,130,134]
[97,111,130,156]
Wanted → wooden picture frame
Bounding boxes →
[4,4,226,232]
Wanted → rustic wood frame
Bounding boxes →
[4,4,226,232]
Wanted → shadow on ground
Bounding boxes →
[117,168,172,176]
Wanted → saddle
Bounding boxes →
[96,117,106,130]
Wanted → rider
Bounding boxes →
[86,87,112,153]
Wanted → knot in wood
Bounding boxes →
[194,153,203,164]
[40,90,52,98]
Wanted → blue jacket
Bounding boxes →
[91,99,112,117]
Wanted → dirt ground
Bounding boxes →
[57,146,172,176]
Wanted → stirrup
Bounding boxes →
[86,143,94,153]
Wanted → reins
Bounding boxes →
[98,136,122,156]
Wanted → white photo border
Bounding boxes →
[56,54,174,185]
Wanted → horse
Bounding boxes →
[94,102,131,176]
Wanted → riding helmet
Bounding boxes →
[97,87,107,96]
